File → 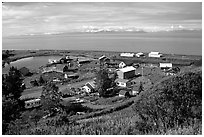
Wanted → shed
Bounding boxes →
[119,90,130,97]
[159,63,172,70]
[120,53,135,57]
[148,52,163,58]
[19,67,30,76]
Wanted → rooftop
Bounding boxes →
[119,66,136,73]
[115,78,130,83]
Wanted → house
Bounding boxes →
[99,55,110,62]
[78,59,91,65]
[119,90,130,97]
[148,52,163,58]
[82,81,96,93]
[135,52,145,58]
[159,63,172,70]
[131,85,141,96]
[119,61,126,68]
[67,73,79,79]
[105,62,118,68]
[120,53,135,57]
[115,78,131,87]
[117,66,136,79]
[19,67,30,76]
[25,98,41,109]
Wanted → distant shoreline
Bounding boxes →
[2,50,201,68]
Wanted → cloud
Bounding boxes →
[2,2,202,36]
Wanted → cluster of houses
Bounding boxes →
[79,54,175,97]
[23,53,177,109]
[120,51,163,58]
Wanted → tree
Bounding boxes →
[2,67,24,134]
[138,82,144,93]
[63,65,69,72]
[40,82,63,115]
[95,68,115,97]
[38,75,45,85]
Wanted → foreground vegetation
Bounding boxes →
[2,65,202,135]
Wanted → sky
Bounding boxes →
[2,2,202,37]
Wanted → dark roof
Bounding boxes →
[119,90,130,96]
[86,83,95,90]
[19,67,30,76]
[99,55,110,62]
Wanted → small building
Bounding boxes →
[159,63,172,70]
[78,59,91,65]
[25,98,41,109]
[64,71,79,79]
[148,52,163,58]
[120,53,135,57]
[119,90,130,97]
[131,86,141,96]
[119,61,126,68]
[115,78,131,87]
[19,67,30,76]
[135,52,145,58]
[117,66,136,79]
[82,81,96,93]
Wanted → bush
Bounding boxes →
[132,71,202,134]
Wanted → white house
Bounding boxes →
[135,52,145,57]
[82,81,96,93]
[117,66,136,79]
[148,52,163,58]
[25,98,41,109]
[119,62,126,68]
[115,78,131,87]
[159,63,173,70]
[120,53,135,57]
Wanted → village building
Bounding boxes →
[82,81,96,93]
[159,63,173,70]
[25,98,41,109]
[117,66,136,79]
[120,53,135,57]
[135,52,145,58]
[131,85,143,96]
[119,61,126,68]
[98,55,110,65]
[148,52,163,58]
[115,78,131,87]
[119,90,131,97]
[19,67,30,76]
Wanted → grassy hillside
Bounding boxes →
[5,67,202,135]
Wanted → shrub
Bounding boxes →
[132,71,202,134]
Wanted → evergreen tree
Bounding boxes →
[95,68,114,97]
[40,82,63,115]
[38,75,45,85]
[2,67,24,134]
[63,65,69,72]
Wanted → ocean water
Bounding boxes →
[2,31,202,56]
[2,56,62,73]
